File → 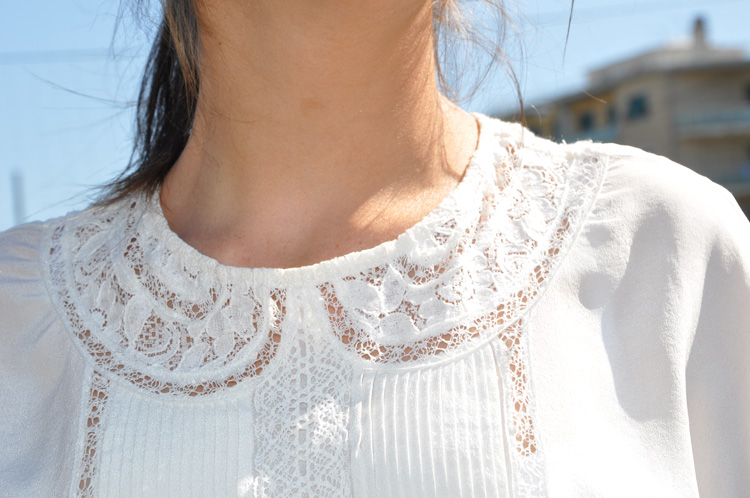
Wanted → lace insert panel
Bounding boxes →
[73,372,111,498]
[493,318,548,497]
[252,329,352,497]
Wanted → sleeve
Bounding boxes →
[0,222,84,495]
[684,185,750,497]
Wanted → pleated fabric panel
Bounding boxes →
[349,345,511,498]
[91,388,256,497]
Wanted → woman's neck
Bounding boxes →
[160,0,479,268]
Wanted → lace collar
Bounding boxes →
[43,115,607,398]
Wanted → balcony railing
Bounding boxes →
[677,109,750,138]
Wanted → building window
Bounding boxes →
[740,144,750,180]
[627,95,649,120]
[579,111,595,132]
[607,106,617,125]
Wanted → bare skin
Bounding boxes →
[160,0,479,269]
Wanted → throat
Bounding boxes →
[161,146,472,270]
[159,107,479,270]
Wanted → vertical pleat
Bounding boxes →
[236,395,256,497]
[95,386,131,497]
[423,369,438,497]
[411,370,427,495]
[377,374,394,498]
[349,345,511,498]
[361,368,395,497]
[175,406,186,498]
[94,385,255,497]
[350,372,376,497]
[448,360,465,497]
[455,356,473,498]
[479,346,508,498]
[138,398,152,494]
[434,366,453,495]
[153,402,169,498]
[398,370,418,497]
[190,406,203,497]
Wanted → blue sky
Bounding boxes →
[2,0,750,230]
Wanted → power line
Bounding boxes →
[0,48,129,65]
[531,0,750,26]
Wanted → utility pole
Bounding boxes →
[11,170,26,226]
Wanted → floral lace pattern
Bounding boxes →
[253,334,352,497]
[44,121,603,393]
[45,202,287,397]
[320,142,603,368]
[41,117,607,497]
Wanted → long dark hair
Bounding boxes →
[101,1,199,203]
[100,1,532,204]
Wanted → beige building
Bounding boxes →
[503,18,750,218]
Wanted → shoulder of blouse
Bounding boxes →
[475,116,736,232]
[491,123,749,256]
[519,134,750,498]
[489,121,735,221]
[0,220,45,275]
[578,139,749,250]
[0,219,75,369]
[0,221,52,336]
[573,140,750,498]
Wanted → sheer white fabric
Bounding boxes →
[1,115,748,497]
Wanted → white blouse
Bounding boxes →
[0,115,748,498]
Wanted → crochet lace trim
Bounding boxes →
[74,372,110,497]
